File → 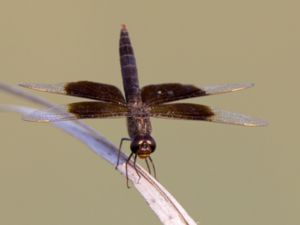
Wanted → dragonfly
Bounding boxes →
[20,24,267,185]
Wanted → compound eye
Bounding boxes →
[145,136,156,153]
[149,140,156,152]
[130,140,140,154]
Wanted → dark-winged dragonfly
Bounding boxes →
[20,25,267,184]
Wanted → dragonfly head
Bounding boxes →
[130,135,156,159]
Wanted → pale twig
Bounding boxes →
[0,83,198,225]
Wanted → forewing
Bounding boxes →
[23,102,129,122]
[20,81,126,105]
[149,103,267,127]
[141,83,254,105]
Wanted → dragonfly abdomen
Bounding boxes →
[119,25,140,102]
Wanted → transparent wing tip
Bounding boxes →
[201,83,255,95]
[22,106,76,122]
[19,82,66,93]
[22,113,53,122]
[19,82,41,89]
[241,118,268,127]
[211,108,268,127]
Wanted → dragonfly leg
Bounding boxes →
[133,153,141,183]
[145,158,152,175]
[148,156,157,179]
[115,137,131,169]
[125,152,134,188]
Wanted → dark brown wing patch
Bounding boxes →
[149,103,214,120]
[69,101,128,119]
[141,83,206,105]
[65,81,126,104]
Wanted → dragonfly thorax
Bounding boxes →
[130,135,156,159]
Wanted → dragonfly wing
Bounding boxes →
[20,81,126,105]
[149,103,267,127]
[141,83,254,105]
[23,101,129,122]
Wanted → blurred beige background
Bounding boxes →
[0,1,299,225]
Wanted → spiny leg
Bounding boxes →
[115,137,131,169]
[145,158,152,175]
[148,156,157,179]
[125,152,134,188]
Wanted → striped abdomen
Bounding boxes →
[119,25,140,103]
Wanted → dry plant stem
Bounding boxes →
[0,83,198,225]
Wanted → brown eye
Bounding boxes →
[146,135,156,153]
[150,141,156,152]
[130,135,156,155]
[130,139,140,153]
